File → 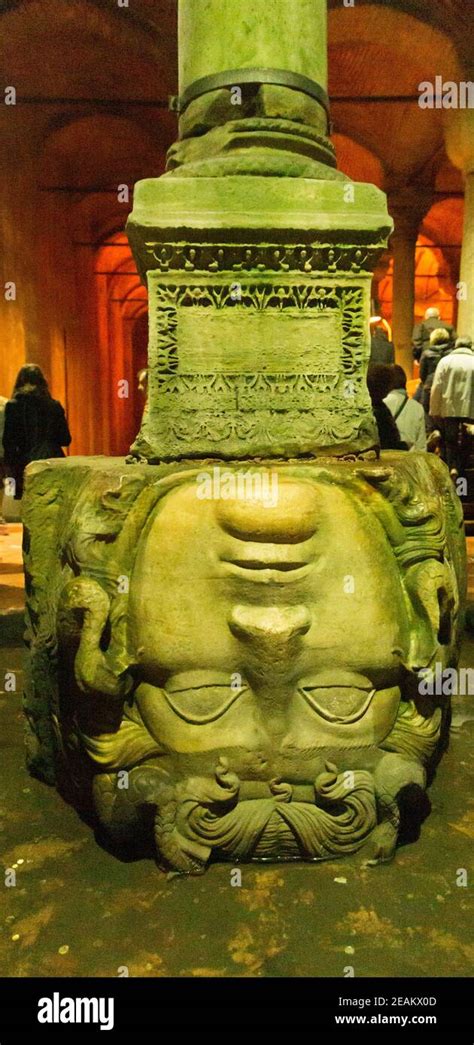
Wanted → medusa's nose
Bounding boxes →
[230,604,311,647]
[216,478,318,544]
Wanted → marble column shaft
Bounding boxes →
[444,108,474,338]
[389,191,431,377]
[178,0,328,92]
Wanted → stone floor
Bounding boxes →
[0,526,473,978]
[0,523,24,617]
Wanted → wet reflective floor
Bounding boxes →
[0,634,473,979]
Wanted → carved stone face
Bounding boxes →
[127,470,411,783]
[27,454,463,872]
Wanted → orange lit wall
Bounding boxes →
[94,234,148,456]
[377,234,457,328]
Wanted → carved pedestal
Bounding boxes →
[127,177,390,460]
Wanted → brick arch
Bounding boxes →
[377,231,457,328]
[331,133,384,187]
[91,233,147,455]
[328,2,461,175]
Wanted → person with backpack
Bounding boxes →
[384,365,427,451]
[367,364,408,451]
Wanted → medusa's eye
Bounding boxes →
[160,672,249,725]
[298,680,377,724]
[296,670,399,727]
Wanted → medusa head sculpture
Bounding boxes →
[23,451,465,874]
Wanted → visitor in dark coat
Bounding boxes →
[412,307,455,362]
[419,328,451,387]
[367,364,408,450]
[2,364,71,499]
[369,323,395,365]
[419,327,451,427]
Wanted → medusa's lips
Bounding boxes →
[298,675,378,724]
[220,545,312,583]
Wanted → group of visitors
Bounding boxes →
[369,307,474,479]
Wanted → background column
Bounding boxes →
[445,109,474,338]
[388,188,432,376]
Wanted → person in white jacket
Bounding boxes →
[429,336,474,477]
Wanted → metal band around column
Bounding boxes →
[179,67,331,125]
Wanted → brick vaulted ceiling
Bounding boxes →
[0,0,468,196]
[0,0,469,452]
[338,0,474,68]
